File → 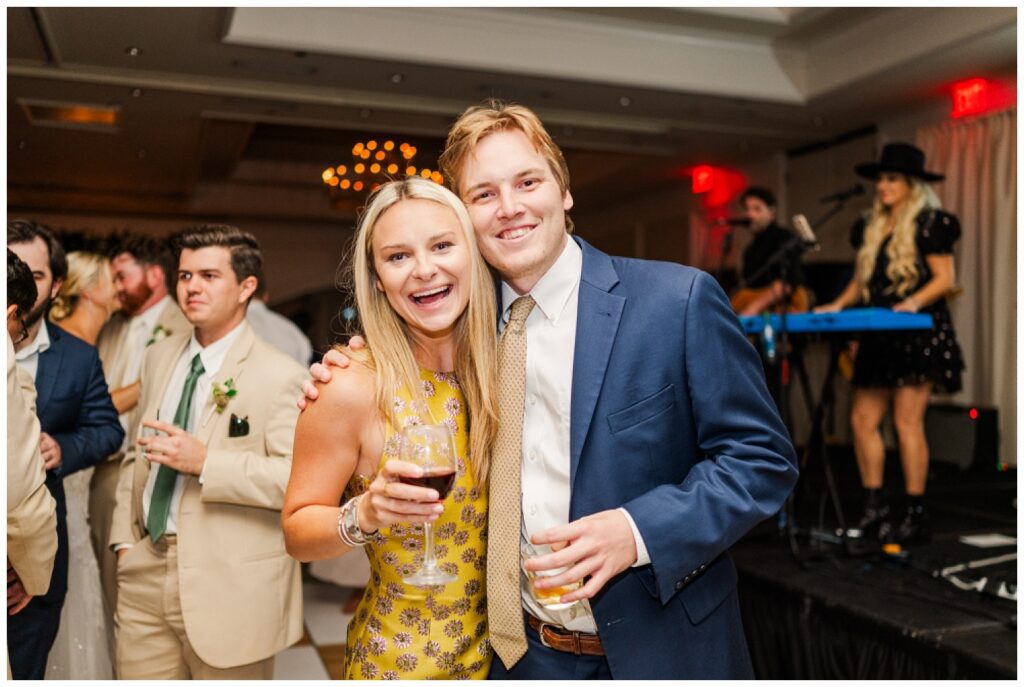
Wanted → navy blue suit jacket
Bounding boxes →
[33,321,124,602]
[567,238,797,679]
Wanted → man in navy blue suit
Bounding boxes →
[7,220,124,679]
[305,103,797,679]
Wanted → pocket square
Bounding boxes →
[228,413,250,438]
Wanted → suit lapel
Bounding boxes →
[34,322,63,414]
[197,325,255,446]
[569,239,623,493]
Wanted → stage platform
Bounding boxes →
[733,450,1016,680]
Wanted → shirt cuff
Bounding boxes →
[198,453,210,485]
[617,507,651,567]
[112,543,132,553]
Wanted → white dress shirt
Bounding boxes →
[117,296,173,451]
[123,296,173,388]
[500,237,649,633]
[14,319,51,382]
[140,321,245,536]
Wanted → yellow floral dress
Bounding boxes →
[343,370,491,680]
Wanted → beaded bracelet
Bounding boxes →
[336,495,375,547]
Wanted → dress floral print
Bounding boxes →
[343,370,491,680]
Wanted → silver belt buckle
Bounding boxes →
[537,621,556,649]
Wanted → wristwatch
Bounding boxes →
[337,495,377,547]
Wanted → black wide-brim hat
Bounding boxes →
[854,142,945,182]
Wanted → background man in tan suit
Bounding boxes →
[92,236,187,617]
[110,225,305,679]
[6,251,58,678]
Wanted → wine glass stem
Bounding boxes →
[422,521,438,570]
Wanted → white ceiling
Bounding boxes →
[7,6,1016,222]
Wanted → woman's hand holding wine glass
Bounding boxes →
[357,459,445,534]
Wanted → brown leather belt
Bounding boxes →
[525,613,604,656]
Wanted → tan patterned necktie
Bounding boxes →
[487,295,535,668]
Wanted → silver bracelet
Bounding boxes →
[336,495,376,547]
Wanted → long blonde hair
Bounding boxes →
[346,178,498,484]
[856,177,941,300]
[50,251,110,321]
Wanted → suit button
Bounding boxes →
[675,580,683,590]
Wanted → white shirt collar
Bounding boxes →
[185,320,247,381]
[501,236,582,324]
[14,319,51,361]
[132,295,172,333]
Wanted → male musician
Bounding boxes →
[111,225,305,678]
[304,102,797,679]
[733,186,807,316]
[91,236,188,616]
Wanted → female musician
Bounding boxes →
[816,143,964,546]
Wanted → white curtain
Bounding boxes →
[917,108,1016,465]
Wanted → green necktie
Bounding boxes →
[147,352,205,542]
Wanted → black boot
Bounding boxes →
[880,496,930,546]
[847,488,889,542]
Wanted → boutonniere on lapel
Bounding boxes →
[145,323,172,347]
[211,378,238,414]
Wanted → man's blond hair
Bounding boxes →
[439,100,573,232]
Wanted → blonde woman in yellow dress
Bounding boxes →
[283,177,499,679]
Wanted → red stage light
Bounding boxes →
[692,165,714,194]
[968,408,979,420]
[951,78,992,118]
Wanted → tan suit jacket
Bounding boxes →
[97,299,190,461]
[110,322,305,669]
[6,336,58,597]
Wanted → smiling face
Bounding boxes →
[371,198,472,342]
[111,252,159,316]
[876,171,912,210]
[176,246,256,343]
[458,129,573,295]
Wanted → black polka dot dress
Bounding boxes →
[849,210,965,393]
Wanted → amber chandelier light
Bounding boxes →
[322,139,444,196]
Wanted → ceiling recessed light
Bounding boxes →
[125,46,142,57]
[131,88,143,98]
[619,96,632,107]
[20,98,120,132]
[389,73,405,84]
[359,108,372,119]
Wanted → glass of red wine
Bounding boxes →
[399,424,458,586]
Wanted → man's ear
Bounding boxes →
[49,279,63,300]
[145,264,165,291]
[239,275,259,304]
[7,304,18,321]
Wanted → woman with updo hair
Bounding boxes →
[49,251,118,345]
[45,250,118,679]
[816,143,965,547]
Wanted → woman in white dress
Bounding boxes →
[46,251,118,679]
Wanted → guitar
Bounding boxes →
[731,285,811,314]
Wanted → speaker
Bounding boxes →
[924,404,999,471]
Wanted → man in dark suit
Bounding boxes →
[305,103,797,679]
[7,220,124,679]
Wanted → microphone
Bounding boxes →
[721,229,735,256]
[819,183,865,203]
[715,217,751,227]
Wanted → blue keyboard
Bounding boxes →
[738,308,934,335]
